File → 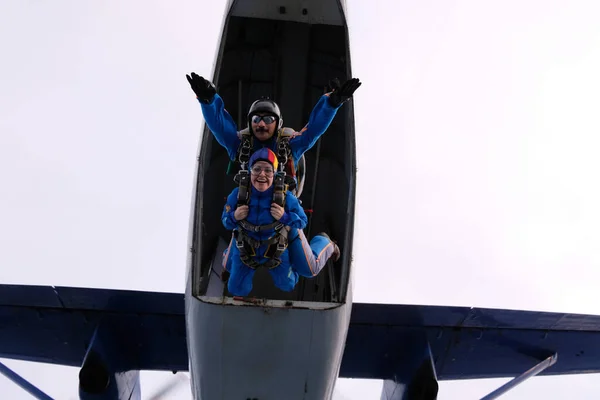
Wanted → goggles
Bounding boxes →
[251,115,277,124]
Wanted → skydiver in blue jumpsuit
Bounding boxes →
[187,73,356,288]
[221,148,339,296]
[185,73,361,167]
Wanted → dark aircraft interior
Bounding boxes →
[191,15,355,303]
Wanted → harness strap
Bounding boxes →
[232,127,298,189]
[234,170,250,206]
[238,130,253,165]
[234,225,288,270]
[229,128,292,269]
[273,171,286,207]
[238,220,283,232]
[277,129,298,192]
[276,136,290,168]
[264,228,288,266]
[235,229,281,248]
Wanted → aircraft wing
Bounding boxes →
[340,302,600,380]
[3,284,600,381]
[0,284,188,371]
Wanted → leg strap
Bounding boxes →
[235,227,288,270]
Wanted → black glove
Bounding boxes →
[186,72,217,103]
[326,77,361,107]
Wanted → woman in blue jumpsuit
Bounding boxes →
[221,148,339,296]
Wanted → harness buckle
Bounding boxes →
[238,134,252,164]
[235,233,245,250]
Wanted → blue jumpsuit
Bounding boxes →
[198,93,341,165]
[221,186,337,296]
[203,93,341,287]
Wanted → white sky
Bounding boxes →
[2,0,600,398]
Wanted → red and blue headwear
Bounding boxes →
[249,148,278,171]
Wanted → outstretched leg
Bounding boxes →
[287,229,340,278]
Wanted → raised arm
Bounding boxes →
[187,73,241,160]
[288,94,339,161]
[289,77,361,161]
[200,94,242,159]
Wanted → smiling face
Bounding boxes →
[250,113,277,141]
[250,160,274,191]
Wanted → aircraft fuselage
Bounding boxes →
[183,0,357,398]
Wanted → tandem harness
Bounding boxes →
[231,129,293,269]
[233,192,289,270]
[231,127,304,204]
[234,220,289,269]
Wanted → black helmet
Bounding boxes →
[247,98,283,132]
